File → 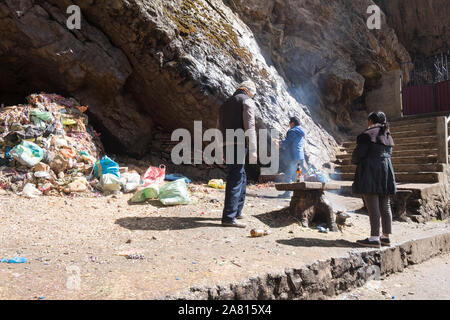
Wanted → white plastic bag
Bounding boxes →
[22,183,42,198]
[121,172,141,193]
[100,173,121,192]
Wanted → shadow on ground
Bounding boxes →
[253,208,298,228]
[277,238,360,248]
[115,216,223,231]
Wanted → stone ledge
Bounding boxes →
[162,232,450,300]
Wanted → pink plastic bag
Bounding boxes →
[142,165,166,187]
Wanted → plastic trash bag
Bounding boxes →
[64,177,89,193]
[165,173,191,184]
[121,172,141,193]
[130,185,159,203]
[158,179,190,206]
[208,179,225,189]
[94,156,120,178]
[142,165,166,187]
[0,257,27,264]
[22,183,42,198]
[10,141,44,167]
[100,173,121,192]
[30,109,53,122]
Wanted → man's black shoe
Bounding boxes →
[380,238,391,247]
[356,238,381,248]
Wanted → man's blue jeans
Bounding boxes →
[222,147,247,223]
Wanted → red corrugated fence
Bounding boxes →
[402,80,450,115]
[436,80,450,112]
[402,84,434,115]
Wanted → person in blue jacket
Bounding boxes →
[275,117,307,198]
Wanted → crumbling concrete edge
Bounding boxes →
[161,232,450,300]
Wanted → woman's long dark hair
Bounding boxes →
[368,111,390,136]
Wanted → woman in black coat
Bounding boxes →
[352,111,396,248]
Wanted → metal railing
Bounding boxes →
[437,116,449,164]
[447,117,450,143]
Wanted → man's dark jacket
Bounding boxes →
[352,125,397,195]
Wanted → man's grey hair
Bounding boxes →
[237,80,257,98]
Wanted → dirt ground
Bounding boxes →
[0,184,449,300]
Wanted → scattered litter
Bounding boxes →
[22,183,42,198]
[116,249,144,257]
[126,254,145,260]
[158,179,190,206]
[142,165,166,187]
[1,257,27,263]
[208,179,225,189]
[165,173,191,184]
[250,229,271,238]
[130,185,159,203]
[317,224,329,233]
[230,261,242,268]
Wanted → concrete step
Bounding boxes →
[343,135,438,148]
[390,128,436,138]
[389,122,435,134]
[393,135,438,145]
[389,116,438,127]
[341,141,438,153]
[334,163,445,174]
[347,129,436,142]
[336,149,439,160]
[334,155,439,166]
[331,172,441,183]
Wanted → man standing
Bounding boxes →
[276,117,306,198]
[217,80,258,228]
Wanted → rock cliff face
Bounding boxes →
[0,0,413,169]
[375,0,450,58]
[224,0,411,135]
[0,0,338,167]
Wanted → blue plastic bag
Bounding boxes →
[1,257,27,263]
[165,173,191,184]
[94,156,120,178]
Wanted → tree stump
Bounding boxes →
[275,182,341,232]
[392,190,413,222]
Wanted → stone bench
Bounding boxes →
[275,182,341,231]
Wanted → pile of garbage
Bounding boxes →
[0,93,104,197]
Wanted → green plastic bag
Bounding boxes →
[30,110,53,128]
[130,185,159,203]
[10,141,44,167]
[158,179,190,206]
[30,109,53,122]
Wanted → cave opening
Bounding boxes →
[0,55,70,106]
[0,53,124,159]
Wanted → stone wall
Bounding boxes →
[366,69,403,119]
[165,233,450,300]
